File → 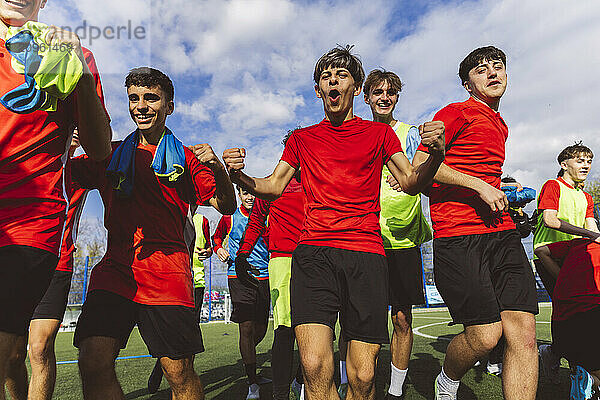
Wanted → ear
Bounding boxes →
[167,100,175,115]
[314,84,321,99]
[560,160,568,171]
[463,81,472,93]
[363,91,370,105]
[353,85,362,97]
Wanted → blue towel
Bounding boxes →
[106,130,138,197]
[502,185,536,206]
[106,128,186,197]
[0,30,50,114]
[151,128,186,182]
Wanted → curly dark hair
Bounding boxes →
[125,67,174,102]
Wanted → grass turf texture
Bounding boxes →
[40,304,568,399]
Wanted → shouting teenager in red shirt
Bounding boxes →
[71,68,236,400]
[413,46,539,400]
[224,45,445,400]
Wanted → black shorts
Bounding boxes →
[291,244,389,344]
[0,245,57,335]
[32,270,72,321]
[228,278,270,324]
[74,290,204,359]
[387,247,426,313]
[553,307,600,372]
[433,229,538,326]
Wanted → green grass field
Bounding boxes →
[44,303,569,399]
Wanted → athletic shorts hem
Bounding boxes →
[500,306,539,315]
[149,347,205,359]
[32,270,72,320]
[459,316,502,327]
[291,318,335,331]
[341,329,389,345]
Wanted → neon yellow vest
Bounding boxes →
[533,179,590,251]
[380,122,433,249]
[192,214,207,288]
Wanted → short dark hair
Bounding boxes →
[458,46,506,84]
[282,126,302,146]
[501,176,517,183]
[363,69,403,96]
[313,45,365,89]
[556,141,593,177]
[125,67,174,102]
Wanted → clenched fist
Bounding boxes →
[189,144,222,170]
[223,148,246,175]
[419,121,445,157]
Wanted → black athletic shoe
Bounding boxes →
[147,360,164,394]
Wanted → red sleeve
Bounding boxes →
[280,132,300,169]
[212,215,231,251]
[538,180,560,211]
[238,198,270,256]
[382,124,403,162]
[186,149,217,205]
[417,105,469,154]
[73,48,110,122]
[585,192,595,218]
[202,218,211,249]
[546,239,577,259]
[70,153,106,190]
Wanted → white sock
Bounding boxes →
[436,368,460,395]
[388,363,408,396]
[340,360,348,385]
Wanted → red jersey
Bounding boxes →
[238,177,304,258]
[71,141,216,307]
[546,239,600,321]
[0,45,106,256]
[417,97,515,238]
[280,117,403,256]
[537,178,594,216]
[56,162,89,273]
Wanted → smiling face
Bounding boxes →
[561,154,593,184]
[314,66,361,120]
[127,85,174,136]
[364,80,398,118]
[0,0,45,29]
[464,58,507,106]
[238,188,255,211]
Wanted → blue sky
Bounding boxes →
[39,0,600,223]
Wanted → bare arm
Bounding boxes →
[534,245,562,280]
[223,148,296,201]
[386,121,445,195]
[189,144,237,215]
[46,27,112,161]
[542,209,600,241]
[585,217,599,233]
[412,151,508,212]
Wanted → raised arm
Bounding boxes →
[223,148,296,201]
[46,27,112,161]
[412,151,508,212]
[386,121,445,195]
[189,144,237,215]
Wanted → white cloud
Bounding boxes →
[40,0,600,219]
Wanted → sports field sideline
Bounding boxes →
[41,303,566,400]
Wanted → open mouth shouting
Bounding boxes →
[487,79,502,87]
[328,89,341,103]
